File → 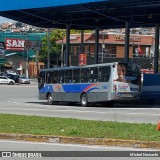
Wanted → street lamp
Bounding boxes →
[101,43,105,62]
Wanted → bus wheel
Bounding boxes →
[47,94,53,105]
[80,94,88,107]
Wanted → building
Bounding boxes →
[28,62,44,78]
[59,32,154,68]
[0,32,46,77]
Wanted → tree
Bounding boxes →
[39,29,65,66]
[38,29,91,66]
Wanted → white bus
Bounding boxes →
[38,62,141,107]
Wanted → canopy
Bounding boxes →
[0,0,160,29]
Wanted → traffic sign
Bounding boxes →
[24,40,33,50]
[32,41,42,51]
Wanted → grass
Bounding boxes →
[0,113,160,141]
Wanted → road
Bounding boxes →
[0,82,160,159]
[0,81,160,124]
[0,140,159,160]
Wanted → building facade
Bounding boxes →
[60,33,154,68]
[0,32,45,77]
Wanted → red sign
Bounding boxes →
[5,38,25,51]
[79,53,87,66]
[138,45,142,55]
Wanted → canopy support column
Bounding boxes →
[66,24,70,67]
[124,21,130,63]
[47,29,50,68]
[80,30,84,53]
[94,28,99,64]
[154,24,159,73]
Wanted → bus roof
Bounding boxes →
[40,62,120,72]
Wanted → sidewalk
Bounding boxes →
[0,133,160,149]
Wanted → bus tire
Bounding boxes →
[47,94,53,105]
[80,94,88,107]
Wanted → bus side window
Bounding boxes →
[81,68,89,83]
[59,70,64,83]
[89,67,98,83]
[46,71,52,84]
[73,69,80,83]
[65,70,72,83]
[99,66,111,82]
[52,71,58,83]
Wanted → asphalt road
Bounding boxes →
[0,81,160,124]
[0,82,160,159]
[0,140,159,160]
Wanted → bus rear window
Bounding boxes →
[99,66,111,82]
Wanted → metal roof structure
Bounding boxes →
[0,0,160,29]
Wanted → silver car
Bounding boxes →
[20,76,30,84]
[0,76,15,85]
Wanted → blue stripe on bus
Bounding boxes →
[39,84,53,93]
[40,83,99,93]
[62,83,94,92]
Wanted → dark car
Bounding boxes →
[6,74,20,83]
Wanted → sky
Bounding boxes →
[0,16,16,24]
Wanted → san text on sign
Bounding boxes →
[24,40,33,50]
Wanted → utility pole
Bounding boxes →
[61,38,64,67]
[26,50,29,78]
[101,32,105,63]
[36,51,39,77]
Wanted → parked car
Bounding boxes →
[6,74,20,83]
[0,76,15,85]
[20,76,30,84]
[5,70,18,75]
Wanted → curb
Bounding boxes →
[0,133,160,149]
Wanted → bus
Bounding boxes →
[38,62,141,107]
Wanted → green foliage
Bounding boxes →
[39,29,65,64]
[70,29,92,34]
[38,29,91,64]
[0,114,160,141]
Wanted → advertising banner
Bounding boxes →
[5,38,25,51]
[79,53,87,66]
